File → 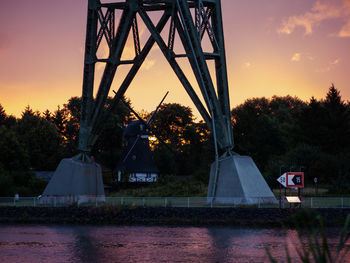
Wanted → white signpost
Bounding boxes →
[277,172,304,188]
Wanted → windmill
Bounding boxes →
[115,92,169,183]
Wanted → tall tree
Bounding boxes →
[0,104,6,126]
[323,84,350,153]
[151,103,195,150]
[294,97,327,147]
[52,106,67,137]
[231,98,284,171]
[0,104,16,128]
[42,109,53,122]
[60,97,81,155]
[16,106,63,170]
[150,103,211,176]
[92,97,132,169]
[0,126,29,171]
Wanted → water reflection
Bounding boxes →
[206,228,282,262]
[0,225,347,263]
[70,227,100,263]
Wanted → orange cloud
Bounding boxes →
[291,53,301,62]
[278,0,350,37]
[242,62,252,69]
[141,59,155,71]
[315,58,340,72]
[338,20,350,36]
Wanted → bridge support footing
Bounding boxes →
[207,155,276,204]
[42,158,105,204]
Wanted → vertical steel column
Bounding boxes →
[87,6,136,150]
[212,0,234,149]
[79,0,99,153]
[175,0,231,149]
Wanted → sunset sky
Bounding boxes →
[0,0,349,119]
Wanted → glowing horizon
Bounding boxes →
[0,0,349,119]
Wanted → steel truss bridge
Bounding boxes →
[77,0,234,164]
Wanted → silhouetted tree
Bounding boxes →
[323,84,350,153]
[60,97,81,155]
[0,104,16,128]
[151,103,194,150]
[92,97,132,169]
[231,97,285,171]
[150,103,212,176]
[43,109,53,122]
[0,126,29,171]
[52,106,67,137]
[0,104,6,126]
[16,106,63,170]
[1,83,350,194]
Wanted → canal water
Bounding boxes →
[0,225,347,262]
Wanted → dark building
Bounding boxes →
[115,120,159,182]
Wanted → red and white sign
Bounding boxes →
[277,172,304,188]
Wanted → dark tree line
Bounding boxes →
[0,85,350,195]
[231,85,350,192]
[0,97,132,195]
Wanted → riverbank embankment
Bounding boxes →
[1,207,349,226]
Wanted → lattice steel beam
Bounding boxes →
[78,0,233,156]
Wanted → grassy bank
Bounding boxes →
[109,175,208,197]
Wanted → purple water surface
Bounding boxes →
[0,225,347,262]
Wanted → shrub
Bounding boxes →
[267,211,350,262]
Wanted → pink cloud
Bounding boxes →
[315,58,341,72]
[338,19,350,37]
[278,0,350,37]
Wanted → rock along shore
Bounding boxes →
[0,207,349,226]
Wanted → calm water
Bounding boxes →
[0,225,347,263]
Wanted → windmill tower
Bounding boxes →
[116,120,159,182]
[43,0,275,204]
[115,92,169,182]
